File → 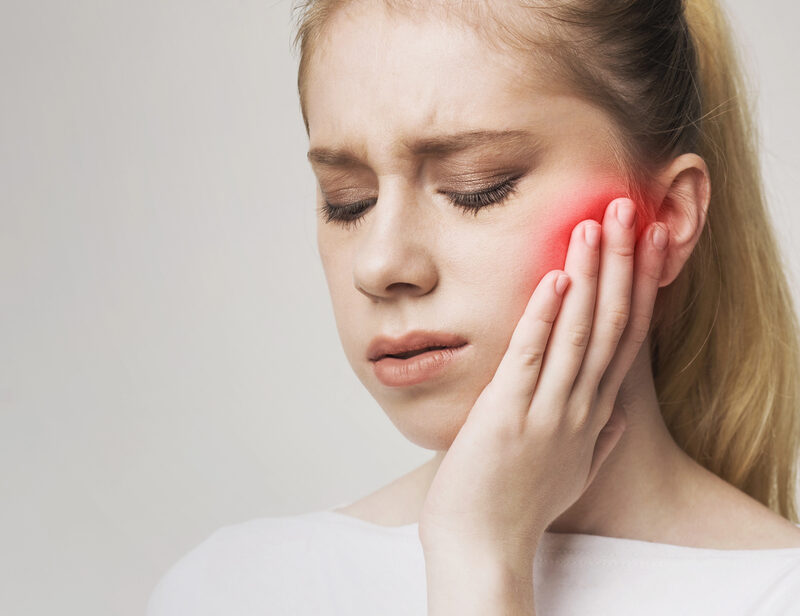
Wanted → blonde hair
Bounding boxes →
[291,0,800,522]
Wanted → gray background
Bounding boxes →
[1,1,798,614]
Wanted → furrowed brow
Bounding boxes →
[307,129,537,167]
[306,148,365,168]
[403,129,535,157]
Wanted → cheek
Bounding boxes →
[474,190,616,370]
[521,186,639,287]
[316,236,355,321]
[532,194,607,270]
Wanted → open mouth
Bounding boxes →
[384,345,454,360]
[371,341,469,386]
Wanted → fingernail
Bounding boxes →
[616,200,635,229]
[584,222,601,249]
[652,224,668,250]
[555,273,570,296]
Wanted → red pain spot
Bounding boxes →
[531,189,657,277]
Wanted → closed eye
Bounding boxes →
[442,175,522,216]
[318,174,523,230]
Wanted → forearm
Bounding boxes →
[424,552,536,615]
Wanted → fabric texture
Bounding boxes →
[146,506,800,615]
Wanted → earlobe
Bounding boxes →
[652,153,711,287]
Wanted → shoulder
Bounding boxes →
[678,464,800,549]
[144,515,327,616]
[145,511,426,616]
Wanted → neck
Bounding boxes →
[544,341,692,537]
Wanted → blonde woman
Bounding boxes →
[147,1,800,614]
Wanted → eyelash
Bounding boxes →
[317,176,522,231]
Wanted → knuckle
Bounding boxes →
[628,314,652,345]
[518,346,545,368]
[606,305,630,336]
[538,307,559,326]
[612,243,635,259]
[580,259,599,278]
[571,412,592,433]
[567,322,592,349]
[528,406,562,434]
[642,268,661,285]
[569,395,596,432]
[489,412,526,441]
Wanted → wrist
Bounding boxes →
[424,549,536,615]
[419,529,541,574]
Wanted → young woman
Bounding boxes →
[147,0,800,614]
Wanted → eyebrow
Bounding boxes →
[306,129,537,167]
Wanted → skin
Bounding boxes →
[303,0,800,584]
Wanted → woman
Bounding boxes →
[147,0,800,614]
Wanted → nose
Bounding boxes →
[353,182,439,302]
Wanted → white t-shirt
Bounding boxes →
[146,507,800,615]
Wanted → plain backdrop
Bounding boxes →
[1,1,798,614]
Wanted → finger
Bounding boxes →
[571,198,636,411]
[584,403,627,490]
[531,219,601,408]
[486,269,571,417]
[597,222,669,408]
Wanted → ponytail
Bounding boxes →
[650,0,800,521]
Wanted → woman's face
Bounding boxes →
[304,4,629,450]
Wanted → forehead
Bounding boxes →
[302,3,567,156]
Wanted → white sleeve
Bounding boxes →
[144,519,307,616]
[750,557,800,615]
[145,528,225,616]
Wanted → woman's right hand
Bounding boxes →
[419,197,668,571]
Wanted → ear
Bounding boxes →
[651,153,711,287]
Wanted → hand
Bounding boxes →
[418,198,669,565]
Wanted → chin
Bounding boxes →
[380,398,471,451]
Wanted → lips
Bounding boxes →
[367,330,469,362]
[387,346,450,360]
